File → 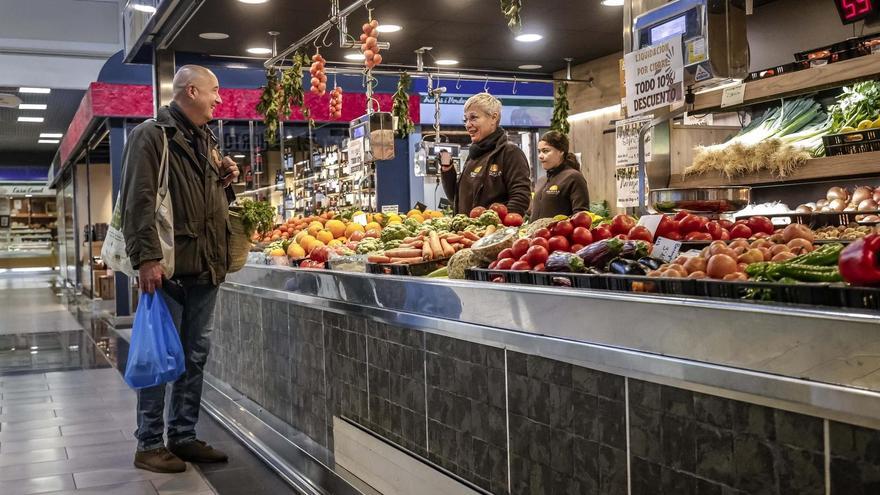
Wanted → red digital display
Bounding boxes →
[834,0,877,24]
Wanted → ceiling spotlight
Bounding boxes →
[246,47,272,55]
[518,64,543,70]
[286,135,293,139]
[238,0,269,3]
[40,133,63,138]
[19,104,47,110]
[131,4,157,13]
[601,0,624,5]
[18,116,44,123]
[435,59,459,66]
[38,139,60,144]
[376,24,402,33]
[227,64,249,69]
[515,34,543,42]
[233,154,246,158]
[344,52,366,61]
[19,87,50,94]
[199,32,229,40]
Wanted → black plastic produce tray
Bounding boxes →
[694,279,835,306]
[830,284,880,311]
[532,271,607,290]
[367,258,448,276]
[466,268,534,285]
[600,274,698,295]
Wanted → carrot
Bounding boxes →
[367,255,392,264]
[422,241,433,260]
[401,240,424,249]
[444,234,463,243]
[452,243,463,250]
[384,248,423,258]
[462,231,480,242]
[429,231,443,258]
[460,238,474,247]
[389,257,424,264]
[440,238,455,257]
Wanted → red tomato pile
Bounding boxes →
[489,211,596,271]
[469,203,524,227]
[632,211,776,242]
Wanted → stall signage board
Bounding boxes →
[348,137,365,168]
[721,83,746,108]
[0,185,52,196]
[615,166,646,208]
[615,115,654,166]
[381,205,399,214]
[624,35,684,116]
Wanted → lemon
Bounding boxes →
[872,117,880,129]
[840,126,858,133]
[269,248,285,257]
[857,119,873,130]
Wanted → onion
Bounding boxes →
[852,186,874,205]
[783,223,815,243]
[858,199,878,211]
[827,186,849,202]
[795,205,813,213]
[806,202,818,209]
[816,199,828,208]
[861,214,880,223]
[874,187,880,203]
[829,198,847,211]
[844,205,857,212]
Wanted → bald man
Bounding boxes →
[119,64,237,473]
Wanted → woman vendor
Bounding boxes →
[529,130,590,219]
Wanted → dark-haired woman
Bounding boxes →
[529,131,590,220]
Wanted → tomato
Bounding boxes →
[720,229,730,241]
[729,224,752,239]
[706,254,738,279]
[570,244,585,253]
[663,231,683,241]
[489,203,508,221]
[532,228,552,239]
[469,206,486,219]
[530,237,550,251]
[497,248,515,261]
[627,226,653,242]
[610,214,636,235]
[496,258,515,270]
[510,260,531,271]
[503,213,524,227]
[705,221,724,240]
[552,220,574,238]
[655,216,678,237]
[591,226,612,241]
[678,214,704,234]
[548,235,571,253]
[570,211,593,230]
[571,227,593,246]
[685,231,713,241]
[511,238,530,258]
[674,210,691,221]
[525,245,549,266]
[488,260,499,269]
[719,219,734,230]
[533,263,545,272]
[747,216,774,235]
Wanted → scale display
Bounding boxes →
[833,0,877,24]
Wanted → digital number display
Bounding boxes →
[834,0,876,24]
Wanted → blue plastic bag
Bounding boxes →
[124,292,185,389]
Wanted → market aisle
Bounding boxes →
[0,273,215,495]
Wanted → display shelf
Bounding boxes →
[692,53,880,112]
[669,150,880,188]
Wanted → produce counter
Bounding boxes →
[205,264,880,495]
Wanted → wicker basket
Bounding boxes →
[227,208,252,273]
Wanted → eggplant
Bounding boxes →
[544,252,586,273]
[576,238,624,268]
[608,257,647,276]
[637,257,664,271]
[620,240,651,260]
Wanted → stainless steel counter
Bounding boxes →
[225,265,880,430]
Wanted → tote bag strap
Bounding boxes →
[155,127,170,212]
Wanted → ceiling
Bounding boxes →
[173,0,625,75]
[0,87,84,171]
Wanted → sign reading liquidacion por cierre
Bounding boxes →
[624,35,684,116]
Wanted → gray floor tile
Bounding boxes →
[0,383,50,392]
[0,396,53,406]
[61,420,130,437]
[0,374,46,384]
[72,464,203,489]
[3,412,113,431]
[0,451,136,482]
[150,470,212,494]
[0,426,60,442]
[202,467,299,495]
[0,410,56,423]
[2,390,56,401]
[0,473,75,495]
[2,398,109,414]
[65,439,138,459]
[0,448,67,468]
[39,481,158,495]
[0,430,125,454]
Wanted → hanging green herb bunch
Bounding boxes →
[550,82,571,135]
[392,72,415,138]
[256,69,280,143]
[282,51,307,117]
[500,0,523,33]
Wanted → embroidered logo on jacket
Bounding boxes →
[469,165,483,178]
[488,164,502,177]
[545,184,561,195]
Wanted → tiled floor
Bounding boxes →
[0,273,301,495]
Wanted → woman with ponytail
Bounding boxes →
[529,131,590,219]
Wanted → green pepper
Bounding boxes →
[782,243,844,266]
[772,264,842,282]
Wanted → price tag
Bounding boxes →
[413,201,428,213]
[637,215,664,237]
[353,213,368,226]
[381,205,399,214]
[653,237,683,263]
[721,83,746,108]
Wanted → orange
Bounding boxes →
[406,209,421,218]
[409,214,424,224]
[286,243,306,258]
[326,219,346,238]
[307,221,324,237]
[299,234,316,249]
[365,221,382,232]
[430,210,444,219]
[308,239,325,253]
[345,223,365,237]
[269,248,285,256]
[316,229,334,245]
[294,230,308,243]
[328,239,343,247]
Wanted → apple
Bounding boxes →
[747,216,774,235]
[469,206,486,219]
[570,211,593,230]
[489,203,508,221]
[310,246,331,263]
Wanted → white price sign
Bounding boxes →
[624,35,684,116]
[352,213,368,226]
[615,115,653,167]
[615,166,648,209]
[721,83,746,108]
[381,205,399,214]
[347,137,364,168]
[637,215,664,238]
[653,237,683,263]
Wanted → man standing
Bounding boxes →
[120,65,239,473]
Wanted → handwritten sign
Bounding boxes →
[352,213,368,226]
[381,205,399,214]
[615,115,653,167]
[653,237,683,263]
[721,83,746,108]
[624,35,684,116]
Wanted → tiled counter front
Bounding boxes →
[207,286,880,494]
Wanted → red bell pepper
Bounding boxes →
[838,234,880,286]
